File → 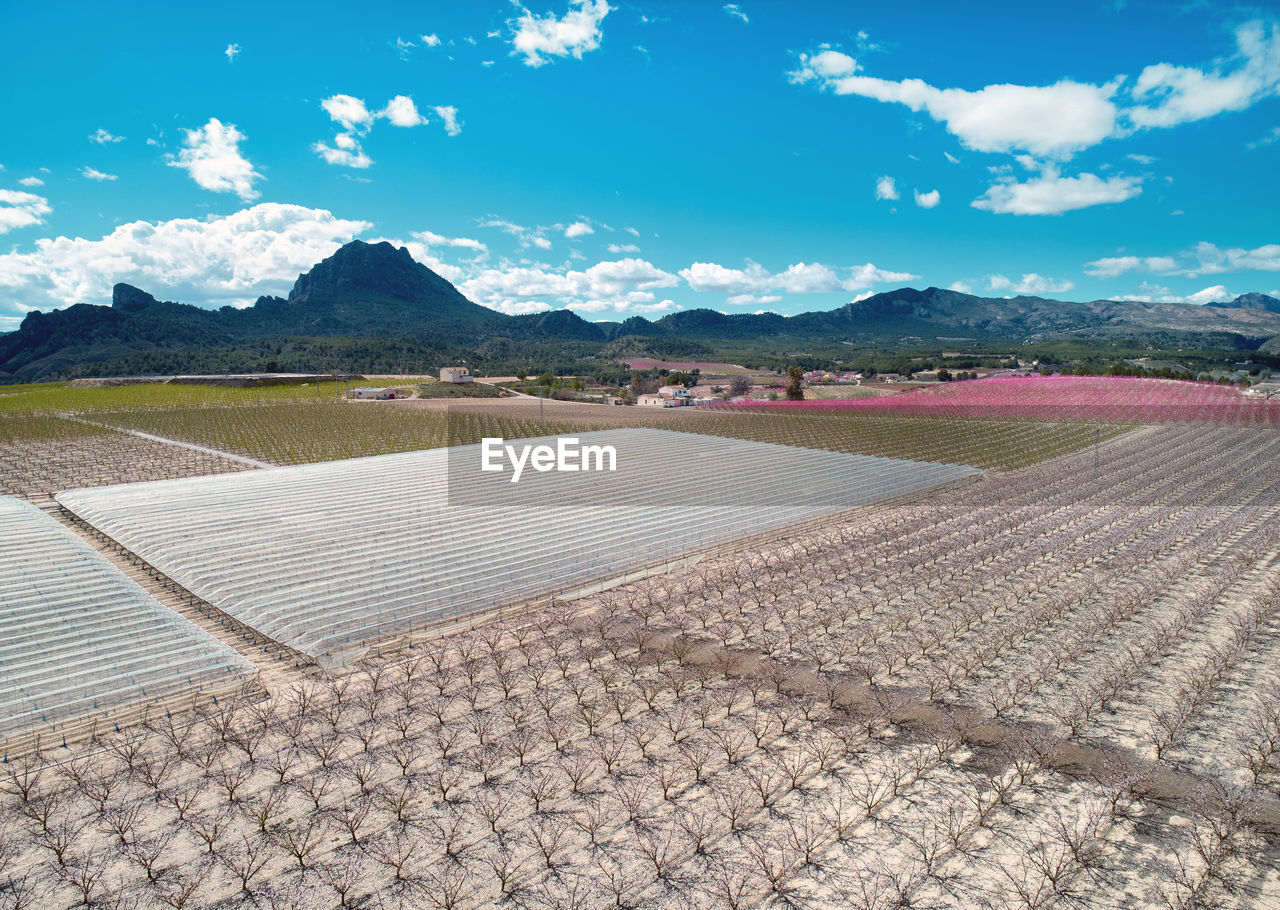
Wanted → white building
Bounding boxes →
[351,387,396,400]
[440,367,472,383]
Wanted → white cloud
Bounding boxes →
[793,21,1280,163]
[1126,153,1157,165]
[1128,21,1280,129]
[679,259,916,295]
[624,226,640,237]
[1188,241,1280,275]
[791,50,858,82]
[313,132,373,169]
[944,151,960,164]
[0,190,51,234]
[434,106,462,136]
[792,55,1120,159]
[726,293,780,306]
[422,33,441,47]
[1088,242,1280,279]
[874,175,899,200]
[90,128,124,144]
[948,281,973,294]
[459,256,677,314]
[81,166,118,181]
[1187,284,1231,305]
[972,166,1142,215]
[565,221,594,238]
[0,203,371,314]
[321,95,374,133]
[509,0,610,67]
[17,176,43,187]
[165,118,262,201]
[478,218,552,250]
[914,188,940,208]
[1249,125,1280,149]
[986,273,1075,296]
[225,43,240,62]
[381,95,428,127]
[315,95,457,166]
[608,242,639,253]
[1083,255,1179,278]
[411,230,487,255]
[723,3,749,24]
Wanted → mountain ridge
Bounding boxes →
[2,240,1279,381]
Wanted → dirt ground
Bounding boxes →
[3,424,1280,908]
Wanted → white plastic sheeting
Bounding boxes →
[0,497,255,745]
[57,429,981,658]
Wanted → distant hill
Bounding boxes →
[1205,292,1280,313]
[3,240,1280,381]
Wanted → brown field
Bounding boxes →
[2,388,1279,909]
[2,381,1280,906]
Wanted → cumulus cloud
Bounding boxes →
[914,188,940,208]
[0,189,51,234]
[948,280,974,294]
[18,176,44,187]
[1128,21,1280,129]
[459,257,677,314]
[225,43,240,62]
[90,128,124,144]
[1084,255,1179,278]
[321,95,374,133]
[1086,242,1280,279]
[679,259,916,296]
[509,0,610,67]
[313,132,373,169]
[434,105,462,136]
[791,20,1280,167]
[874,175,899,201]
[165,118,262,200]
[1187,284,1232,304]
[1112,281,1237,305]
[564,221,594,238]
[1188,240,1280,275]
[81,167,118,181]
[723,4,749,24]
[381,95,428,127]
[987,273,1075,295]
[608,242,639,253]
[0,203,371,316]
[314,94,458,167]
[421,33,441,47]
[792,50,1119,159]
[972,167,1142,215]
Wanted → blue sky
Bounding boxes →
[0,0,1277,329]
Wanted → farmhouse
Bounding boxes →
[350,387,396,400]
[440,366,473,383]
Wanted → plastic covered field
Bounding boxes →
[56,429,981,659]
[0,497,256,748]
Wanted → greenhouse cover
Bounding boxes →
[0,497,256,746]
[56,429,980,660]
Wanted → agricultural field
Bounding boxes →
[2,421,1280,908]
[1,375,1279,909]
[0,378,1125,473]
